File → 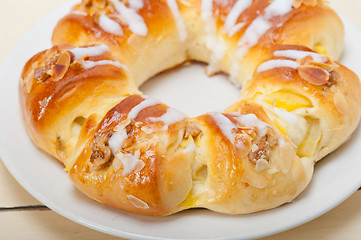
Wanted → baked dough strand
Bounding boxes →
[19,0,361,216]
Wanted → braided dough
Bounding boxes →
[19,0,361,216]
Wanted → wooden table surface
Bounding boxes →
[1,0,361,239]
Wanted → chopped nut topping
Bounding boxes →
[70,61,83,70]
[327,71,340,87]
[82,0,112,16]
[184,122,202,138]
[55,136,65,153]
[33,54,59,83]
[90,132,113,170]
[297,65,330,85]
[34,66,51,82]
[32,48,74,84]
[82,0,107,8]
[251,144,259,152]
[92,12,101,24]
[248,133,277,164]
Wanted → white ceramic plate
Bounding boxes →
[1,2,361,239]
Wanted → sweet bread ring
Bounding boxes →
[19,0,361,216]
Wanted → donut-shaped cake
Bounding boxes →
[19,0,361,216]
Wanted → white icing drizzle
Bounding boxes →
[109,0,148,36]
[81,60,127,70]
[209,112,237,145]
[271,106,308,146]
[115,150,144,175]
[234,113,270,137]
[210,112,270,146]
[70,45,109,61]
[128,0,144,11]
[264,0,294,17]
[272,107,299,125]
[128,98,160,119]
[127,195,149,209]
[201,0,226,74]
[201,0,213,20]
[223,0,252,37]
[257,59,300,72]
[273,50,328,63]
[71,10,87,16]
[108,128,128,154]
[236,0,295,58]
[148,108,186,130]
[237,16,271,52]
[98,14,123,36]
[166,0,187,41]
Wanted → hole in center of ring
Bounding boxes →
[140,62,240,118]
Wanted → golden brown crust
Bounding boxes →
[182,101,310,214]
[242,44,361,160]
[69,95,191,215]
[19,44,137,165]
[19,0,361,216]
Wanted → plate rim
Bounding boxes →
[0,3,361,240]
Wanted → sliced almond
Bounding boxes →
[82,0,92,8]
[112,156,122,172]
[309,61,335,72]
[255,159,271,172]
[297,55,314,65]
[330,85,337,93]
[293,0,319,8]
[70,61,83,70]
[235,136,248,158]
[293,0,302,8]
[334,92,347,114]
[141,125,155,134]
[241,167,269,189]
[56,51,72,66]
[127,195,149,209]
[133,159,145,173]
[270,140,295,174]
[114,118,131,132]
[297,65,329,85]
[250,144,259,152]
[45,45,60,58]
[304,0,318,6]
[51,51,71,82]
[279,141,295,174]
